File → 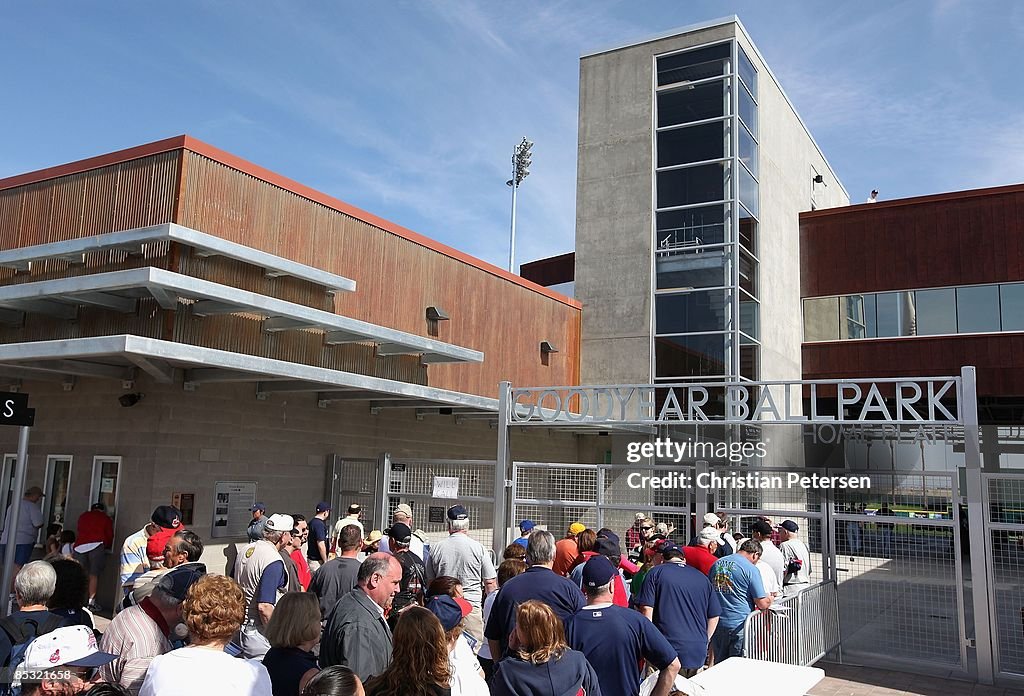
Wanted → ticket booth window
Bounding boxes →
[90,457,121,524]
[43,456,73,532]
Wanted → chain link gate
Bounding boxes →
[982,472,1024,683]
[512,462,693,548]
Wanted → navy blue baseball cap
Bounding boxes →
[582,556,617,588]
[315,501,331,513]
[519,520,535,532]
[249,502,266,513]
[426,594,472,631]
[594,537,620,557]
[659,541,683,556]
[447,505,469,520]
[156,564,208,601]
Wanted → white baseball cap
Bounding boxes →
[21,625,118,671]
[265,514,294,532]
[703,512,722,526]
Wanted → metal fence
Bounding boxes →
[983,472,1024,682]
[743,581,840,666]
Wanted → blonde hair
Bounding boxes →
[265,592,321,648]
[514,600,567,665]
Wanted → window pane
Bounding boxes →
[94,460,119,521]
[657,81,727,126]
[864,294,877,337]
[739,125,758,178]
[739,205,756,254]
[740,294,759,339]
[957,285,1000,333]
[657,43,731,86]
[1001,283,1024,331]
[739,250,757,297]
[46,459,72,528]
[656,251,731,291]
[915,288,956,335]
[738,47,757,99]
[656,289,731,334]
[657,121,726,167]
[804,297,840,342]
[657,162,728,209]
[876,292,916,337]
[739,164,758,218]
[656,205,728,248]
[740,344,759,381]
[739,86,757,135]
[844,295,867,339]
[655,333,730,378]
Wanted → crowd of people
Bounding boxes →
[0,489,814,696]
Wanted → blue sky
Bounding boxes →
[2,1,1022,271]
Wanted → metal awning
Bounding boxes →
[0,223,356,293]
[0,267,482,364]
[0,335,498,412]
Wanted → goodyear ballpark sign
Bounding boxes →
[0,392,34,427]
[509,379,961,426]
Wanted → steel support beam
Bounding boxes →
[126,355,176,384]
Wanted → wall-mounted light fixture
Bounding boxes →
[812,174,825,185]
[118,393,144,408]
[540,341,559,355]
[426,306,450,321]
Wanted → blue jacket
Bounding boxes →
[491,650,602,696]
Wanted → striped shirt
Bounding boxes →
[99,603,173,695]
[120,527,151,589]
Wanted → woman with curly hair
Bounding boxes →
[491,600,601,696]
[363,606,451,696]
[140,574,272,695]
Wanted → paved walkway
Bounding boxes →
[809,663,1024,695]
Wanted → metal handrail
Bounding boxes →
[742,580,840,666]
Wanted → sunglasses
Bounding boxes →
[641,526,654,531]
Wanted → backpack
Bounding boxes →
[1,613,65,696]
[395,550,426,605]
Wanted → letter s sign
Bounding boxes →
[2,400,13,418]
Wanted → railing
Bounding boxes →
[743,580,840,666]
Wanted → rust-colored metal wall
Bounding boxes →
[803,335,1024,397]
[800,184,1024,298]
[177,152,581,397]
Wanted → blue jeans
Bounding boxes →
[711,622,746,662]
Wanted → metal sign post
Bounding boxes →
[0,391,35,617]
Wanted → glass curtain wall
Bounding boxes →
[654,41,760,382]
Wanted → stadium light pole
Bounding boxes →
[506,137,533,273]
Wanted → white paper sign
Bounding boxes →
[432,476,459,499]
[99,477,115,493]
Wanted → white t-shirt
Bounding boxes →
[477,590,498,660]
[139,646,272,696]
[780,537,811,586]
[1,499,43,545]
[756,559,781,597]
[757,539,785,586]
[450,634,488,696]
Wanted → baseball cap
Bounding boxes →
[386,522,413,545]
[315,501,331,513]
[568,522,586,535]
[659,541,683,556]
[635,512,646,520]
[596,529,619,546]
[780,520,799,533]
[593,537,619,557]
[90,502,106,511]
[151,505,183,529]
[249,502,266,513]
[395,503,413,517]
[426,595,472,632]
[703,512,721,526]
[347,504,362,515]
[156,564,208,601]
[751,520,774,536]
[582,556,617,588]
[265,514,294,532]
[698,527,720,543]
[21,625,118,671]
[519,520,535,532]
[447,505,469,521]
